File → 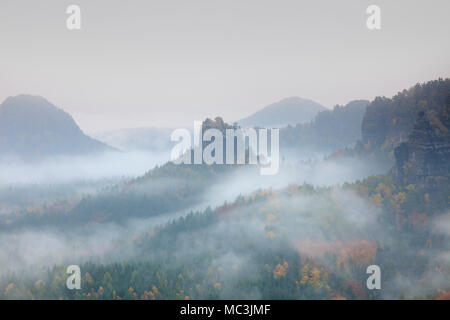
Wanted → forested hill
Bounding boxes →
[356,78,450,162]
[0,95,113,160]
[280,99,369,152]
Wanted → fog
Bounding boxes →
[0,148,447,299]
[0,155,379,267]
[201,155,387,209]
[0,177,381,292]
[0,150,171,186]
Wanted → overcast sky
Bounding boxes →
[0,0,449,132]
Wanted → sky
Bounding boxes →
[0,0,449,133]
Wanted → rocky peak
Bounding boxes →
[393,109,450,189]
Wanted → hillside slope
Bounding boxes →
[280,99,369,153]
[0,95,113,159]
[238,97,326,128]
[357,79,449,161]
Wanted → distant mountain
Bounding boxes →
[281,99,370,153]
[0,95,113,160]
[92,127,174,152]
[237,97,326,128]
